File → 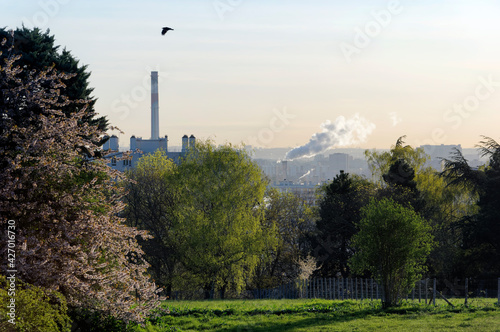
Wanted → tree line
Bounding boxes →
[124,135,499,308]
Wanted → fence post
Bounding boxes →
[497,278,499,306]
[433,278,436,306]
[340,278,343,300]
[355,278,358,300]
[419,280,421,303]
[348,278,351,300]
[314,278,317,299]
[371,279,374,301]
[305,279,310,299]
[361,278,364,301]
[309,279,312,299]
[465,278,468,306]
[332,278,336,300]
[346,278,352,300]
[351,278,356,300]
[425,279,428,304]
[329,278,332,299]
[345,278,347,300]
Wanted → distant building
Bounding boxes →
[271,180,321,206]
[328,153,352,178]
[419,144,462,171]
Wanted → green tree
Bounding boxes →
[350,198,435,308]
[441,137,500,277]
[415,166,477,278]
[365,136,475,278]
[252,188,314,289]
[174,140,271,299]
[365,136,428,187]
[313,171,375,278]
[367,137,426,212]
[124,149,180,297]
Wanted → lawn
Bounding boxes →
[132,298,500,331]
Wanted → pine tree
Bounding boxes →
[0,27,108,153]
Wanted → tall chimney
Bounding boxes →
[151,71,159,140]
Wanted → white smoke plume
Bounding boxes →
[298,168,315,181]
[285,114,375,160]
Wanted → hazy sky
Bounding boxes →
[3,0,500,150]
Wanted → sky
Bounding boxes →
[2,0,500,152]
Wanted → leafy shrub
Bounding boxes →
[0,275,71,332]
[67,307,130,332]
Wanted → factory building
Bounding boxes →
[103,71,196,171]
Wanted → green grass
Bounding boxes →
[131,298,500,332]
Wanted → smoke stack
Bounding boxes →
[182,135,189,152]
[151,71,159,140]
[189,134,196,149]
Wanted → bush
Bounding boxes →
[0,275,71,332]
[67,307,130,332]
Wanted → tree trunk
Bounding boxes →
[220,285,227,299]
[383,280,393,308]
[204,283,213,299]
[165,284,172,300]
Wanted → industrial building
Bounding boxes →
[103,71,195,171]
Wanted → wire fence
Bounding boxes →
[167,277,500,305]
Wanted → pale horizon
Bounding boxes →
[3,1,500,150]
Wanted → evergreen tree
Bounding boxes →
[313,171,374,278]
[0,27,108,153]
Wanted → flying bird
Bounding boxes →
[161,27,174,35]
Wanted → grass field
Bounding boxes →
[133,298,500,331]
